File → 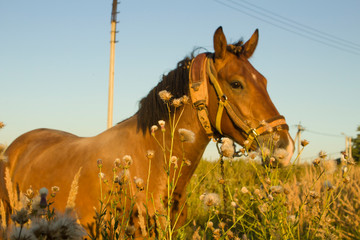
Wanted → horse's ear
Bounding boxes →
[214,26,227,59]
[242,29,259,58]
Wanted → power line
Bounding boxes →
[291,125,343,138]
[236,0,360,51]
[213,0,360,56]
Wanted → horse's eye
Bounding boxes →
[230,81,244,89]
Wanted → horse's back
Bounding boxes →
[6,128,79,175]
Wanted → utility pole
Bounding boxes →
[107,0,119,129]
[296,123,304,163]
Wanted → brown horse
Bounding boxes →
[1,27,294,237]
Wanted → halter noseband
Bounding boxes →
[189,53,289,148]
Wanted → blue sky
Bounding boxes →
[1,0,359,161]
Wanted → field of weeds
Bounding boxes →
[1,118,360,239]
[2,152,359,239]
[186,156,360,239]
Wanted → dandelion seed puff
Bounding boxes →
[151,125,158,135]
[158,120,166,130]
[158,90,173,102]
[323,160,337,174]
[272,133,280,143]
[202,193,220,207]
[47,213,86,239]
[221,138,234,158]
[262,147,271,158]
[241,187,249,194]
[274,148,289,161]
[134,177,145,191]
[178,128,195,143]
[170,156,178,164]
[118,169,130,184]
[309,191,320,199]
[11,208,29,225]
[270,185,284,194]
[114,158,121,167]
[181,95,190,104]
[66,167,82,210]
[122,155,133,167]
[172,98,182,108]
[258,203,269,213]
[9,227,35,239]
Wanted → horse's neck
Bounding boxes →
[102,104,210,191]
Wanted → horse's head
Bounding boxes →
[190,27,294,166]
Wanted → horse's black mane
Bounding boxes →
[136,40,245,134]
[136,54,194,134]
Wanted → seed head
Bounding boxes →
[118,169,130,184]
[181,95,190,104]
[178,128,195,143]
[122,155,133,167]
[221,137,234,158]
[270,185,284,194]
[273,148,289,161]
[151,125,158,135]
[134,177,145,191]
[97,159,103,168]
[98,172,105,179]
[241,186,249,194]
[51,186,60,194]
[301,139,309,147]
[202,193,220,207]
[207,221,214,229]
[343,176,350,184]
[319,150,327,159]
[11,208,29,225]
[158,90,173,102]
[25,187,34,200]
[114,158,121,167]
[184,158,191,166]
[172,98,182,107]
[146,150,155,159]
[158,120,166,131]
[313,158,321,166]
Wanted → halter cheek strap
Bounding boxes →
[189,53,289,148]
